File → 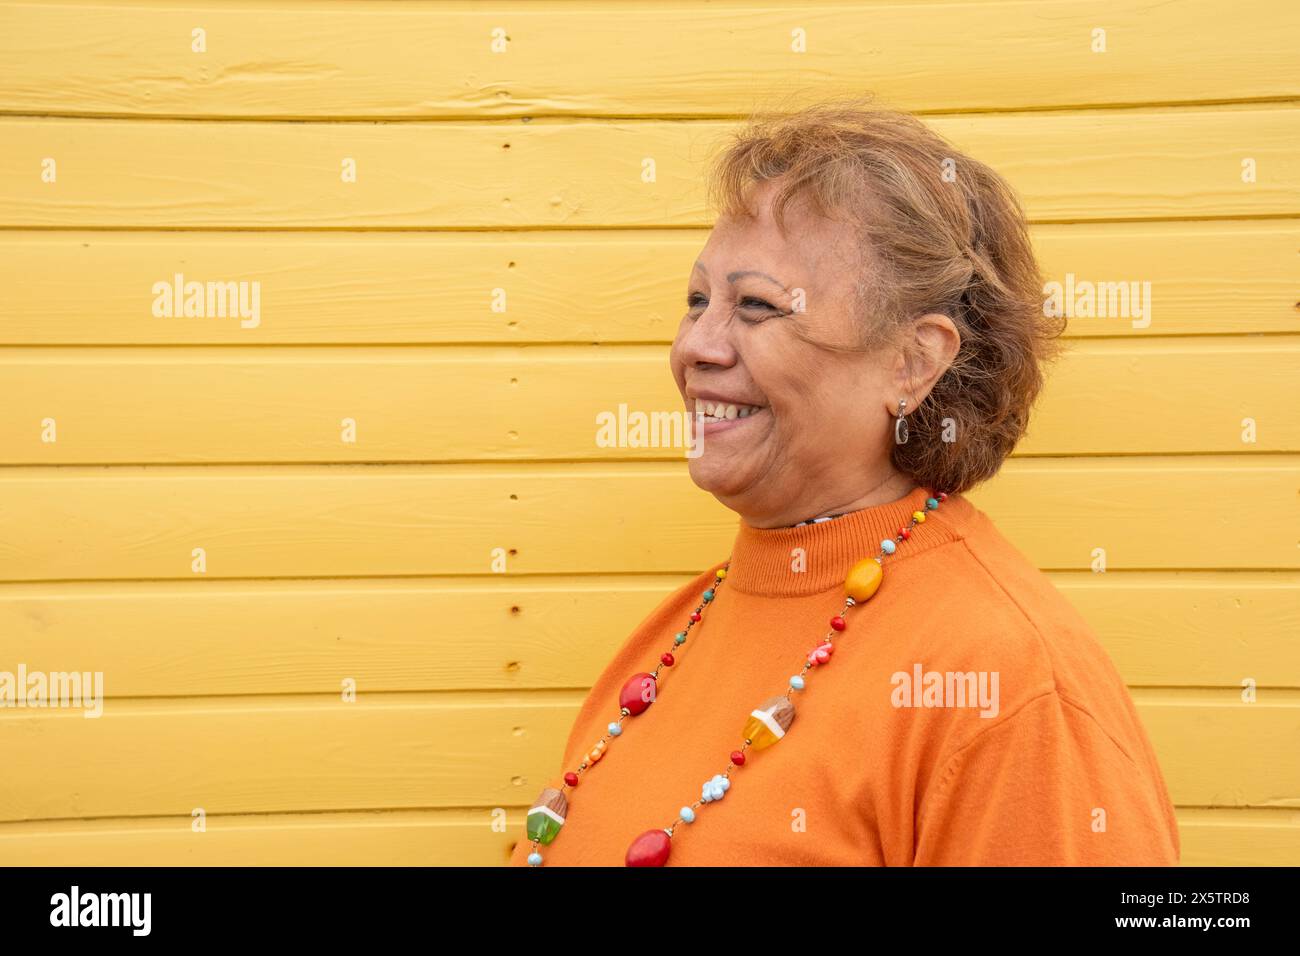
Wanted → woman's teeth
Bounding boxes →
[693,399,764,423]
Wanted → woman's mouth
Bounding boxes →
[690,399,768,436]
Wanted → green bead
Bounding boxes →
[674,632,687,645]
[526,788,568,845]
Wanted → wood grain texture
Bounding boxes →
[4,572,1296,698]
[0,691,1293,823]
[3,222,1295,345]
[3,108,1297,228]
[1,0,1295,118]
[0,809,524,866]
[0,459,1296,583]
[1,339,1295,463]
[1176,808,1300,866]
[3,806,1294,866]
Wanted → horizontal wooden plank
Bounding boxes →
[1030,221,1300,339]
[2,572,1296,699]
[0,806,1292,866]
[1027,339,1300,456]
[0,693,576,823]
[2,108,1296,227]
[3,222,1294,344]
[933,106,1300,222]
[1053,573,1300,689]
[970,459,1299,573]
[0,576,684,696]
[2,339,1295,463]
[0,693,1292,822]
[0,459,1295,582]
[0,809,520,866]
[1176,808,1300,866]
[1135,695,1300,809]
[1,0,1295,118]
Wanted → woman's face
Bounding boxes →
[670,179,913,527]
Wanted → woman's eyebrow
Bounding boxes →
[727,270,787,291]
[692,261,788,292]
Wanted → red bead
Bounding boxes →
[830,616,846,631]
[661,652,675,667]
[618,672,657,716]
[564,772,578,787]
[690,612,701,622]
[899,527,911,540]
[730,750,746,766]
[938,492,948,501]
[626,829,672,867]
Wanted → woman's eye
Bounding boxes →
[737,297,782,323]
[683,293,780,322]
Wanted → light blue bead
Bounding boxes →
[674,632,687,645]
[881,538,896,554]
[926,497,939,510]
[608,722,622,736]
[703,589,715,601]
[701,773,730,802]
[527,852,543,866]
[790,674,805,690]
[680,806,695,823]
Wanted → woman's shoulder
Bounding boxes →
[942,499,1120,686]
[899,496,1153,762]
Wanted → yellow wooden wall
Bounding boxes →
[1,0,1297,866]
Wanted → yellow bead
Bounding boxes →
[743,716,782,749]
[912,510,926,523]
[716,568,727,579]
[844,557,884,602]
[742,697,795,750]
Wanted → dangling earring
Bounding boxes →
[894,399,909,445]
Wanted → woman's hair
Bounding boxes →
[704,93,1066,494]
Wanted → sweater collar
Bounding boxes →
[725,484,969,596]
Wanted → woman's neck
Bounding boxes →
[745,467,918,530]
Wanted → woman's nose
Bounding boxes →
[677,303,737,369]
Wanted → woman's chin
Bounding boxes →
[686,455,752,499]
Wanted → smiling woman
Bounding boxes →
[510,96,1180,868]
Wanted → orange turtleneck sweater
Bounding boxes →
[508,485,1180,866]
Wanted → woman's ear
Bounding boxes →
[887,313,960,413]
[916,312,962,370]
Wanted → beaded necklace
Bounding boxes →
[523,490,949,866]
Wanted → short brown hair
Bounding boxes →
[705,94,1065,494]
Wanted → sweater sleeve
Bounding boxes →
[912,690,1179,866]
